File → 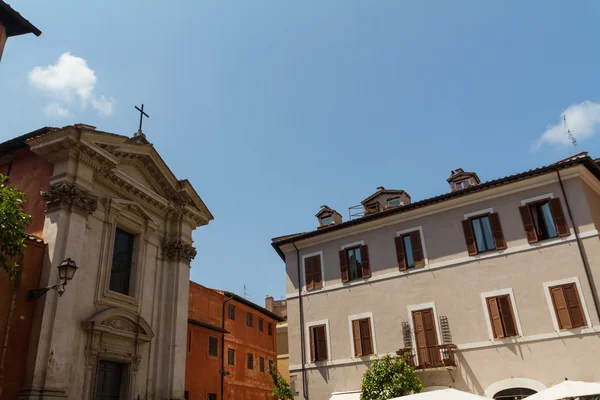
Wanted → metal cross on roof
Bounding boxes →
[135,104,149,133]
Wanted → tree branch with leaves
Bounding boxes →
[361,354,423,400]
[269,364,294,400]
[0,174,31,280]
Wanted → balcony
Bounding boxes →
[396,344,457,370]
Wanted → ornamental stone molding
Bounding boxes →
[41,182,98,216]
[163,240,197,264]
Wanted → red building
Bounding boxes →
[186,282,284,400]
[0,128,54,398]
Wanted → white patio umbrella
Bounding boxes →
[391,388,491,399]
[525,381,600,400]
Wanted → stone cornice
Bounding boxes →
[162,240,197,264]
[41,182,98,216]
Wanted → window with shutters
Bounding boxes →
[462,212,506,256]
[208,336,218,357]
[411,307,439,367]
[395,229,425,270]
[246,312,253,327]
[549,283,586,330]
[485,295,519,339]
[519,197,569,243]
[339,244,371,283]
[350,317,374,357]
[259,357,265,372]
[228,304,235,320]
[109,228,136,295]
[227,348,235,365]
[259,318,264,332]
[268,323,273,336]
[303,253,323,291]
[247,353,254,370]
[309,324,328,362]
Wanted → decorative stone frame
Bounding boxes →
[95,198,159,312]
[82,308,154,400]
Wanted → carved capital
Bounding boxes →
[41,182,98,216]
[162,240,197,264]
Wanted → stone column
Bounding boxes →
[19,182,97,399]
[161,239,196,400]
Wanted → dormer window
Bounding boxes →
[321,216,333,226]
[454,180,470,190]
[386,198,401,208]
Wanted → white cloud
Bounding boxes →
[43,103,72,118]
[29,52,115,116]
[534,101,600,150]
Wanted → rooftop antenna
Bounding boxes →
[243,284,250,299]
[563,115,577,149]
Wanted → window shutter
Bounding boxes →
[412,311,429,365]
[359,319,373,355]
[488,213,507,250]
[305,257,314,291]
[339,250,349,283]
[309,327,316,363]
[549,198,570,237]
[487,297,505,338]
[519,205,539,243]
[551,286,572,329]
[313,256,323,290]
[462,219,478,256]
[498,296,517,337]
[410,231,425,267]
[563,284,586,328]
[394,236,406,271]
[360,245,371,278]
[352,320,362,357]
[316,326,328,360]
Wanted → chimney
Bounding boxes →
[377,186,385,191]
[265,295,274,312]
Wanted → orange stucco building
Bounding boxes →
[0,129,54,398]
[186,282,284,400]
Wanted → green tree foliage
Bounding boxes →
[361,355,423,400]
[268,364,294,400]
[0,174,31,280]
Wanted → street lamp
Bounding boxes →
[27,258,78,301]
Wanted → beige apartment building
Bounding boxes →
[266,296,290,383]
[272,153,600,400]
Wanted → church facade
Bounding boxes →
[0,124,212,399]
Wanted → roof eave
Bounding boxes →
[0,1,41,37]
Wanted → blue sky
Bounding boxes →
[2,0,600,302]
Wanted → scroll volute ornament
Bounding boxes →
[41,182,98,216]
[163,240,197,264]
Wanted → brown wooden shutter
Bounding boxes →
[359,319,373,355]
[462,219,478,256]
[309,327,316,363]
[410,231,425,267]
[563,284,586,328]
[312,256,323,290]
[360,245,371,278]
[352,320,362,357]
[395,236,406,271]
[519,205,539,243]
[498,296,517,337]
[412,311,429,365]
[550,286,572,329]
[339,250,349,283]
[305,257,314,291]
[488,213,507,250]
[316,326,328,360]
[421,309,439,365]
[487,297,505,338]
[549,198,570,237]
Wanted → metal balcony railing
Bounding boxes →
[396,344,457,370]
